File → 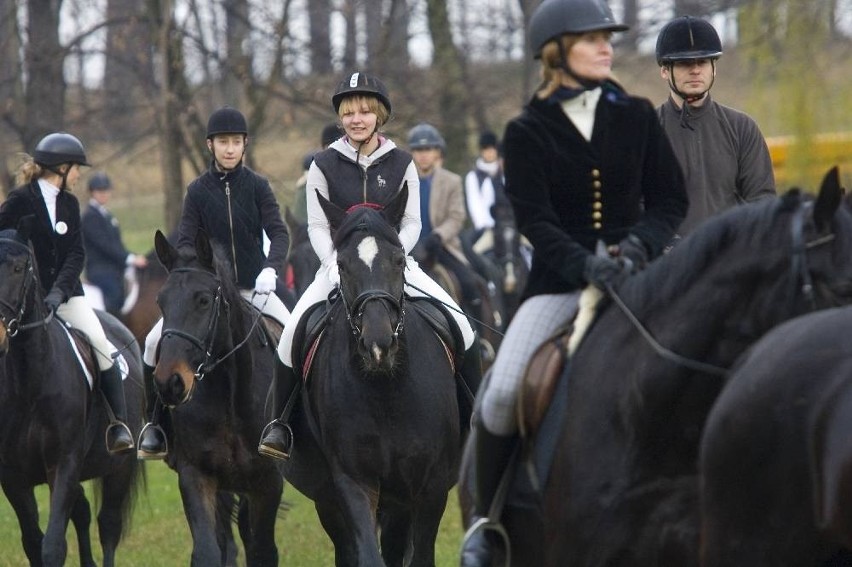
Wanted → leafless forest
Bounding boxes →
[1,0,850,231]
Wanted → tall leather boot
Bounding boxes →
[458,342,483,430]
[100,363,135,455]
[137,363,168,460]
[258,360,300,460]
[460,421,517,567]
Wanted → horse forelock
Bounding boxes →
[332,207,400,251]
[168,243,246,327]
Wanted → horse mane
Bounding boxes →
[621,190,804,314]
[332,206,401,250]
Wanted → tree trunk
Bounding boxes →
[0,0,22,193]
[364,0,382,69]
[104,0,154,140]
[425,0,468,175]
[341,0,358,70]
[308,0,333,74]
[152,0,185,234]
[223,0,250,106]
[621,0,640,51]
[24,0,66,149]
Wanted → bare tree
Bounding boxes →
[24,0,66,149]
[308,0,333,74]
[341,0,358,69]
[104,0,156,140]
[0,0,22,193]
[223,0,251,106]
[425,0,468,173]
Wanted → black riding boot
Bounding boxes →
[258,360,300,460]
[458,343,483,430]
[137,363,168,460]
[460,421,517,567]
[100,363,135,455]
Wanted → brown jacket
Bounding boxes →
[427,166,468,263]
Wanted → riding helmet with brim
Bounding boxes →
[33,132,90,167]
[655,16,723,66]
[408,123,446,151]
[529,0,629,58]
[206,106,248,139]
[332,72,392,115]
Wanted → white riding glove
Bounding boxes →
[254,267,277,295]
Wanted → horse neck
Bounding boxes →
[8,323,55,399]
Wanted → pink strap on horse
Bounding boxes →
[346,202,384,214]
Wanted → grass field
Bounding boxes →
[0,460,465,566]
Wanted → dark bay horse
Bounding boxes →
[700,305,852,566]
[0,227,144,567]
[152,229,283,567]
[460,167,852,566]
[281,187,461,566]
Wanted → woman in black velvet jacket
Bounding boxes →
[460,0,688,564]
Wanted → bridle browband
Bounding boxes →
[159,267,263,380]
[0,237,55,336]
[606,199,836,376]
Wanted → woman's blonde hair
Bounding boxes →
[337,95,390,128]
[535,34,614,100]
[15,155,44,186]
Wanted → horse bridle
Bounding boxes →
[340,285,405,340]
[0,237,54,336]
[158,267,258,381]
[607,199,836,376]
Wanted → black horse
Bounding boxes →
[152,229,283,567]
[280,186,462,566]
[0,227,144,567]
[700,305,852,566]
[460,167,852,566]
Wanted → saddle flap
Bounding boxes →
[292,302,331,379]
[517,327,572,439]
[408,295,463,359]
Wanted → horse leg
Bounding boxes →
[69,483,97,567]
[378,505,412,567]
[244,476,283,567]
[215,491,239,567]
[178,467,223,567]
[42,463,87,567]
[407,487,449,567]
[314,475,383,567]
[0,471,44,565]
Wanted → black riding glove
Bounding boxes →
[424,232,443,255]
[44,288,64,313]
[583,255,628,291]
[617,234,649,273]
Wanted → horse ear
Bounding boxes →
[813,166,842,233]
[155,229,178,271]
[382,182,409,228]
[195,229,214,268]
[15,214,37,244]
[316,189,346,232]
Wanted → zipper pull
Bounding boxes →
[225,181,230,196]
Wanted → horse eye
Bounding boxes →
[198,295,211,308]
[13,264,23,273]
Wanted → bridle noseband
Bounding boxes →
[0,237,54,337]
[340,286,405,340]
[159,267,229,380]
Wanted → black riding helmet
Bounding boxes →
[655,16,723,66]
[529,0,628,58]
[331,72,392,116]
[33,132,90,168]
[206,106,248,139]
[88,172,112,191]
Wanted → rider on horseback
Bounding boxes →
[138,107,292,459]
[459,0,688,564]
[258,72,483,460]
[0,133,136,455]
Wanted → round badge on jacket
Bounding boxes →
[55,221,68,235]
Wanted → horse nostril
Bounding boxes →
[167,373,185,399]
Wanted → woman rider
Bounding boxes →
[0,133,136,455]
[258,72,483,460]
[460,0,688,564]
